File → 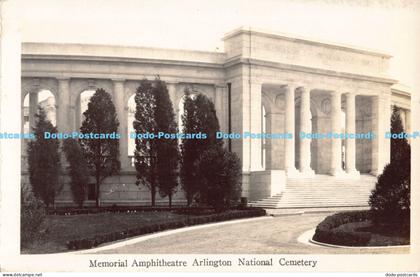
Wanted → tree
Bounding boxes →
[180,93,223,205]
[154,79,180,208]
[133,78,179,207]
[369,106,410,227]
[80,88,120,207]
[133,79,158,206]
[63,138,90,208]
[197,145,242,211]
[27,107,61,207]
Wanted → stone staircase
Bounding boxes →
[249,174,377,209]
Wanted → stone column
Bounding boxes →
[113,79,129,169]
[214,84,227,133]
[371,92,391,176]
[249,82,263,171]
[299,87,314,176]
[57,78,71,133]
[166,81,177,111]
[29,91,38,132]
[405,109,411,144]
[330,91,344,176]
[405,109,411,134]
[345,93,359,176]
[284,85,298,176]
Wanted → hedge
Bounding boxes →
[312,211,372,247]
[47,205,214,216]
[66,208,266,250]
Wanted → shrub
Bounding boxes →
[369,106,410,227]
[197,145,242,211]
[21,184,46,248]
[312,211,371,246]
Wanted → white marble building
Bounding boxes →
[19,27,411,207]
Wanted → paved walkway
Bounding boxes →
[95,213,409,254]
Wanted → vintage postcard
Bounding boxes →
[0,0,419,274]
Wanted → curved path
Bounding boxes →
[94,213,409,254]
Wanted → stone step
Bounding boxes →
[250,174,376,209]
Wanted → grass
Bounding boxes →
[22,211,189,254]
[22,209,264,254]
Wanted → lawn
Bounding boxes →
[22,209,265,254]
[22,211,189,254]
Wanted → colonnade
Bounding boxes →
[245,82,391,177]
[23,77,228,170]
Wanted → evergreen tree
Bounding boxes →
[134,78,179,207]
[154,79,180,208]
[369,106,410,227]
[80,88,120,208]
[63,138,89,208]
[197,145,242,211]
[27,107,61,208]
[133,79,158,206]
[180,93,222,205]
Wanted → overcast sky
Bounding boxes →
[17,0,420,89]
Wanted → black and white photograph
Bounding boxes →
[0,0,419,274]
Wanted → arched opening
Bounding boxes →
[178,94,197,136]
[77,90,96,128]
[22,94,30,134]
[22,90,56,170]
[22,89,56,132]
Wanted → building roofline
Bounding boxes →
[21,42,226,64]
[223,26,392,58]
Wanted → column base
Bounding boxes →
[299,168,315,177]
[369,170,380,177]
[345,169,360,178]
[330,169,347,177]
[285,167,300,178]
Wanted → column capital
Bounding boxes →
[296,86,311,93]
[329,90,342,96]
[214,83,227,89]
[56,77,71,81]
[111,78,125,83]
[282,84,297,91]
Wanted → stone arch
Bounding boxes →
[174,83,213,117]
[70,79,113,113]
[72,79,114,128]
[22,89,57,132]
